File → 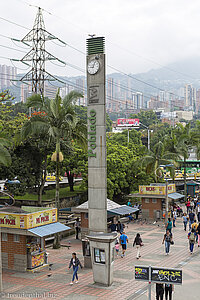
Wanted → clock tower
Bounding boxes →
[87,37,107,233]
[86,37,116,287]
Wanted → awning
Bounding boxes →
[108,205,139,216]
[168,192,184,200]
[27,222,71,237]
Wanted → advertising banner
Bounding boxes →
[0,208,57,229]
[117,118,139,127]
[139,184,176,195]
[135,266,149,281]
[151,267,182,285]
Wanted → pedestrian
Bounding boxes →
[115,239,120,256]
[182,213,188,231]
[119,231,128,258]
[156,283,164,300]
[165,284,174,300]
[74,218,80,240]
[197,203,200,222]
[166,218,172,233]
[162,229,173,255]
[110,222,117,232]
[117,221,123,234]
[188,228,196,254]
[172,210,177,227]
[189,210,195,230]
[186,198,191,214]
[68,252,83,285]
[197,223,200,247]
[133,233,143,259]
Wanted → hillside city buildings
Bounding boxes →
[0,63,199,124]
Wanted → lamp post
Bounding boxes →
[140,122,150,151]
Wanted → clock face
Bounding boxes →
[88,59,100,75]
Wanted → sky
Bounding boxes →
[1,0,200,77]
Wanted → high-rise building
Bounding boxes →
[132,92,144,110]
[0,64,17,90]
[184,84,196,111]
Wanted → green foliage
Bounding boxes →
[130,110,159,127]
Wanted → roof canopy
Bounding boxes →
[27,222,70,237]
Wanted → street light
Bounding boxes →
[139,122,151,151]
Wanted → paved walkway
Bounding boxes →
[2,216,200,300]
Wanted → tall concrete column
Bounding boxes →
[87,37,107,233]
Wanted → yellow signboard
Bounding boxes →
[0,208,57,229]
[139,184,176,195]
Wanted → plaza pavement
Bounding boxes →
[2,215,200,300]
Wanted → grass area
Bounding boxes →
[14,185,85,201]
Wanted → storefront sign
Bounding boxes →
[151,267,182,285]
[135,266,149,281]
[139,184,176,195]
[0,208,57,229]
[88,109,97,158]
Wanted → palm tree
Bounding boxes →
[173,123,200,201]
[140,141,175,182]
[22,91,87,245]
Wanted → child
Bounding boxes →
[115,240,120,256]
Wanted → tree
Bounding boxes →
[22,91,87,247]
[130,110,159,127]
[140,141,175,182]
[0,129,11,167]
[172,123,200,200]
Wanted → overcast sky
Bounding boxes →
[1,0,200,77]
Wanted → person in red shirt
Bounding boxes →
[186,199,191,214]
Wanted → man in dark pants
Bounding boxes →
[156,283,164,300]
[74,218,80,239]
[165,284,173,300]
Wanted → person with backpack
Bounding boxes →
[166,218,172,233]
[68,252,83,285]
[133,233,143,259]
[162,230,173,255]
[188,228,197,254]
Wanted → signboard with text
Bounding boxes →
[151,267,182,285]
[0,208,57,229]
[139,184,176,195]
[117,118,140,127]
[135,266,149,281]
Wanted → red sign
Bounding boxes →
[117,118,139,127]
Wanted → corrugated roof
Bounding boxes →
[75,199,121,211]
[28,222,70,237]
[108,205,139,216]
[168,192,184,200]
[0,206,29,214]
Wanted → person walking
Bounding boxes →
[68,252,83,285]
[189,210,195,230]
[197,203,200,222]
[188,228,196,254]
[165,284,174,300]
[117,221,123,234]
[162,230,173,255]
[156,283,164,300]
[166,218,172,233]
[172,210,177,227]
[197,223,200,247]
[115,239,120,256]
[186,199,191,214]
[182,213,188,231]
[133,233,143,259]
[74,218,80,240]
[119,231,128,257]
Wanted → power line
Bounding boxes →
[0,16,30,30]
[0,44,26,53]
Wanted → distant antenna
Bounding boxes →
[88,34,96,38]
[14,7,65,95]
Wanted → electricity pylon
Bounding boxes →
[17,7,66,95]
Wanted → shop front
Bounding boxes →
[131,184,184,220]
[0,206,70,271]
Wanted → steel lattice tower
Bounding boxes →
[19,7,65,95]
